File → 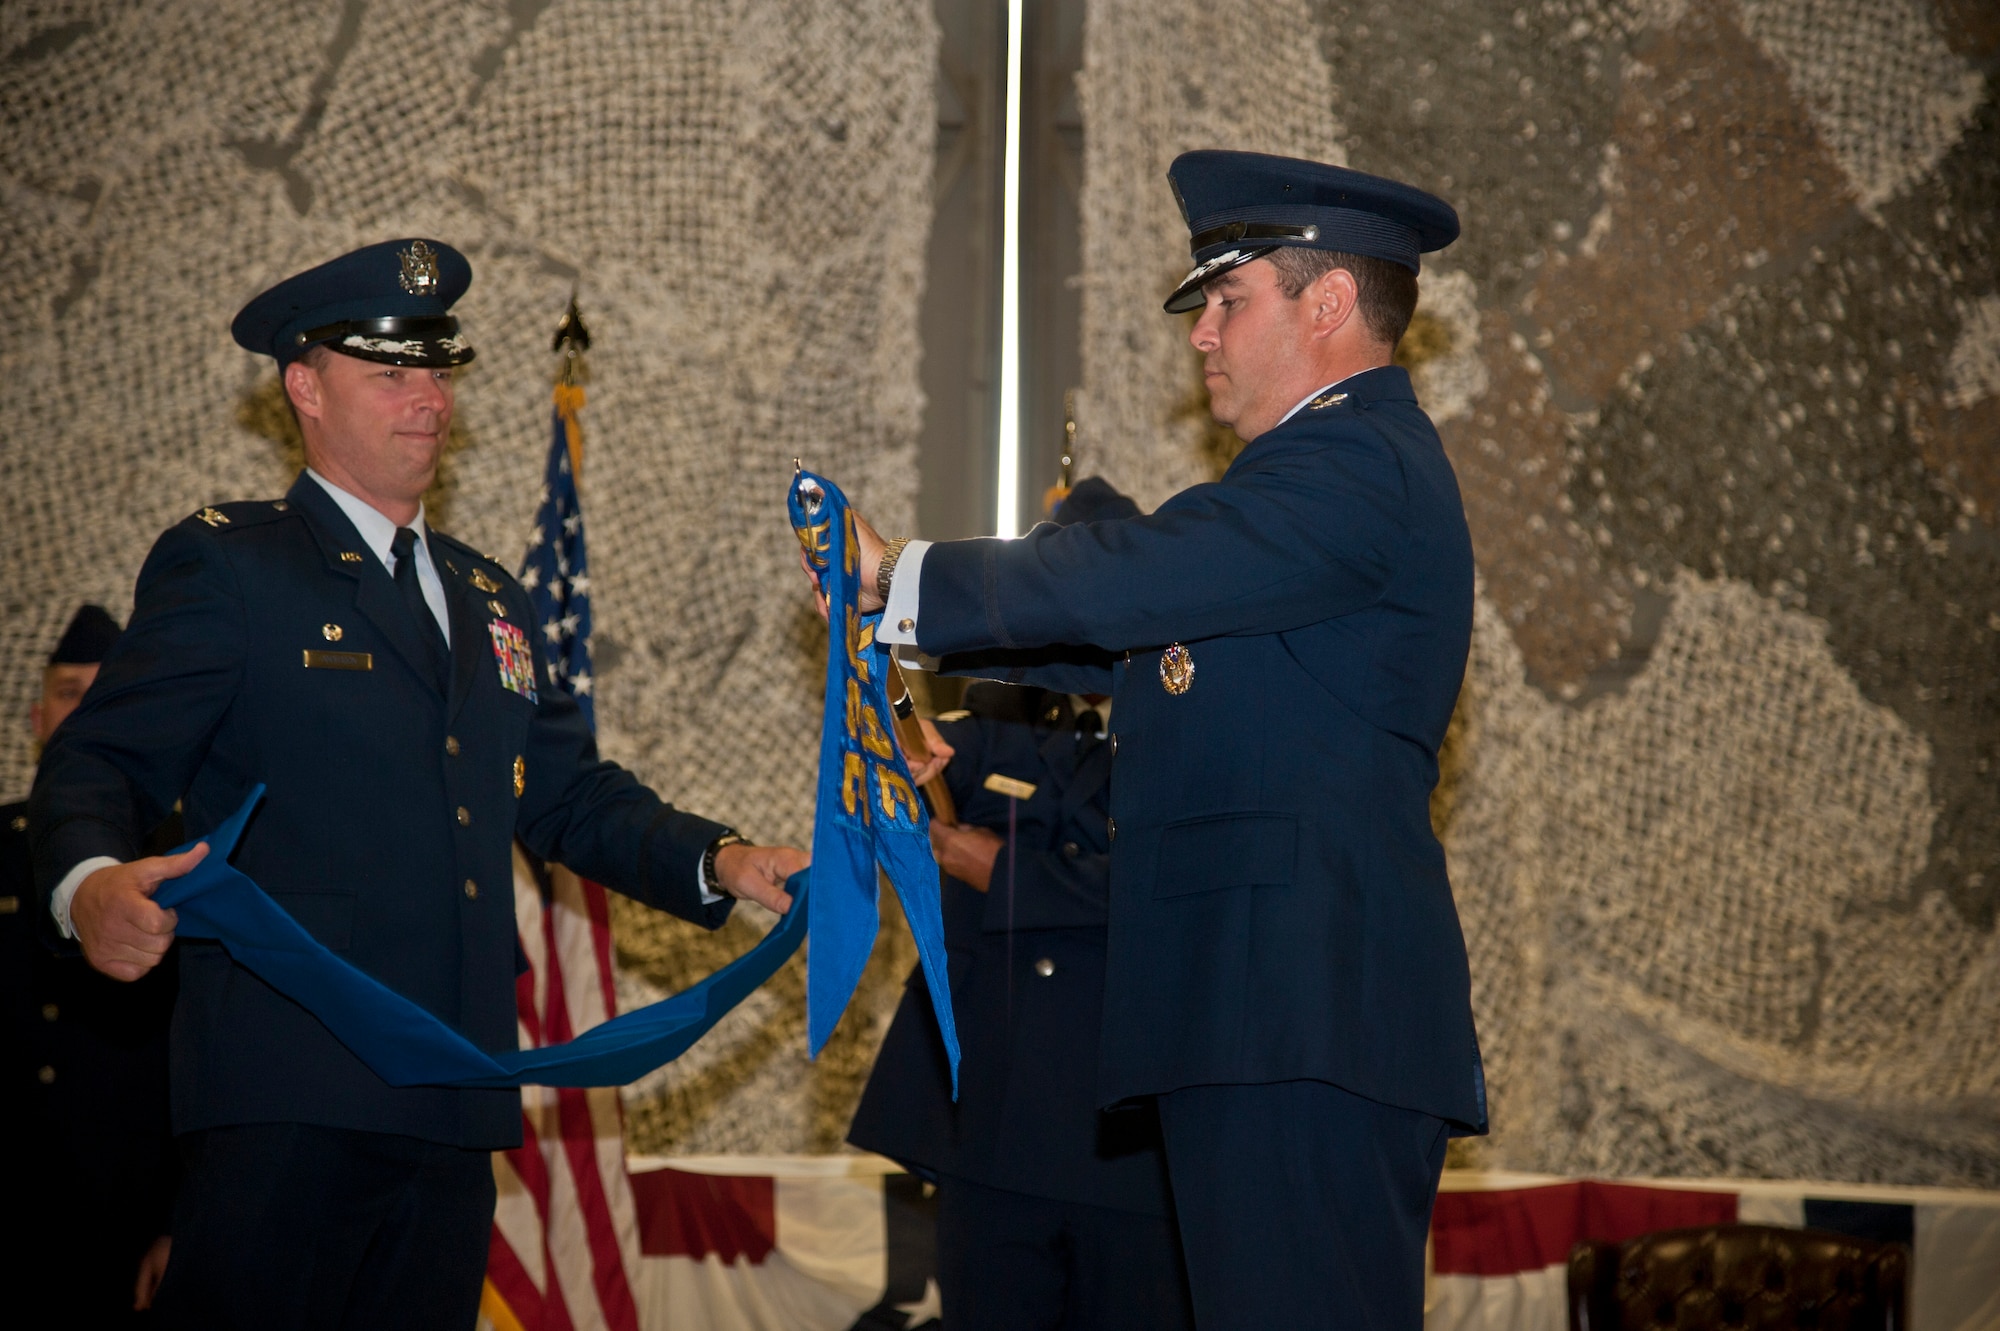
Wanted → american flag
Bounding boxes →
[481,381,643,1331]
[519,403,594,729]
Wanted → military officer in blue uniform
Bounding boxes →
[842,153,1487,1329]
[28,239,806,1330]
[849,478,1195,1331]
[3,606,177,1325]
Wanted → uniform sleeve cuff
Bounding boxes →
[876,540,931,645]
[52,856,122,939]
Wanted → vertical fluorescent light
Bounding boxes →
[994,0,1025,537]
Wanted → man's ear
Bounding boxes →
[1311,267,1361,341]
[283,359,323,423]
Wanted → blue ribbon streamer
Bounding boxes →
[153,786,808,1089]
[789,469,960,1093]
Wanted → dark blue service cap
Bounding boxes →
[1053,476,1140,526]
[231,238,476,369]
[1163,150,1459,313]
[49,604,121,665]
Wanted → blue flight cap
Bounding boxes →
[231,238,476,369]
[1163,150,1459,313]
[1053,476,1140,526]
[49,604,121,665]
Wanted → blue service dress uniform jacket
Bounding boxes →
[916,366,1487,1133]
[28,473,734,1150]
[849,684,1172,1216]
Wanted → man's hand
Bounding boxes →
[906,716,954,788]
[71,844,204,981]
[851,510,888,613]
[797,509,892,615]
[134,1235,171,1310]
[714,843,807,914]
[930,821,1004,893]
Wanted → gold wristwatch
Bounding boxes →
[877,537,913,604]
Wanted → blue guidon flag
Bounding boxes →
[789,468,959,1093]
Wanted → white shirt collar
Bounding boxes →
[306,468,429,571]
[1276,369,1364,429]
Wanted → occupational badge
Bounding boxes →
[1159,642,1195,695]
[487,620,538,702]
[469,568,503,594]
[398,239,441,296]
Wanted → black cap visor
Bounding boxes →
[1163,245,1279,314]
[294,315,476,368]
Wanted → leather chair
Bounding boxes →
[1567,1224,1908,1330]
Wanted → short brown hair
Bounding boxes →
[1264,247,1419,349]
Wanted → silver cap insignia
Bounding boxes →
[398,240,441,296]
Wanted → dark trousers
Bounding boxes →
[152,1123,495,1331]
[935,1174,1196,1331]
[1158,1080,1449,1331]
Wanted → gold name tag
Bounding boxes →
[982,773,1038,801]
[303,650,373,671]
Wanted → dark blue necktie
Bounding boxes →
[391,526,448,689]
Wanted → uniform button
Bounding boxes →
[1107,817,1117,842]
[1033,958,1055,978]
[1062,841,1080,859]
[898,617,915,633]
[456,806,471,827]
[445,736,461,756]
[41,1004,58,1023]
[37,1065,55,1085]
[463,879,479,900]
[1109,733,1118,756]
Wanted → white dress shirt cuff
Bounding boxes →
[51,856,122,939]
[698,864,724,907]
[875,540,931,645]
[875,540,940,671]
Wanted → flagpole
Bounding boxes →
[888,660,958,826]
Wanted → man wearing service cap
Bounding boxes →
[4,606,178,1323]
[30,239,807,1328]
[846,153,1487,1328]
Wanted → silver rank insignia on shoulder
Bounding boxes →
[196,507,230,527]
[1308,392,1349,410]
[470,568,503,594]
[1160,642,1195,695]
[398,240,440,296]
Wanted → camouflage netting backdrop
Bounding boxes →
[1076,0,1998,1183]
[5,0,1997,1180]
[0,0,936,1153]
